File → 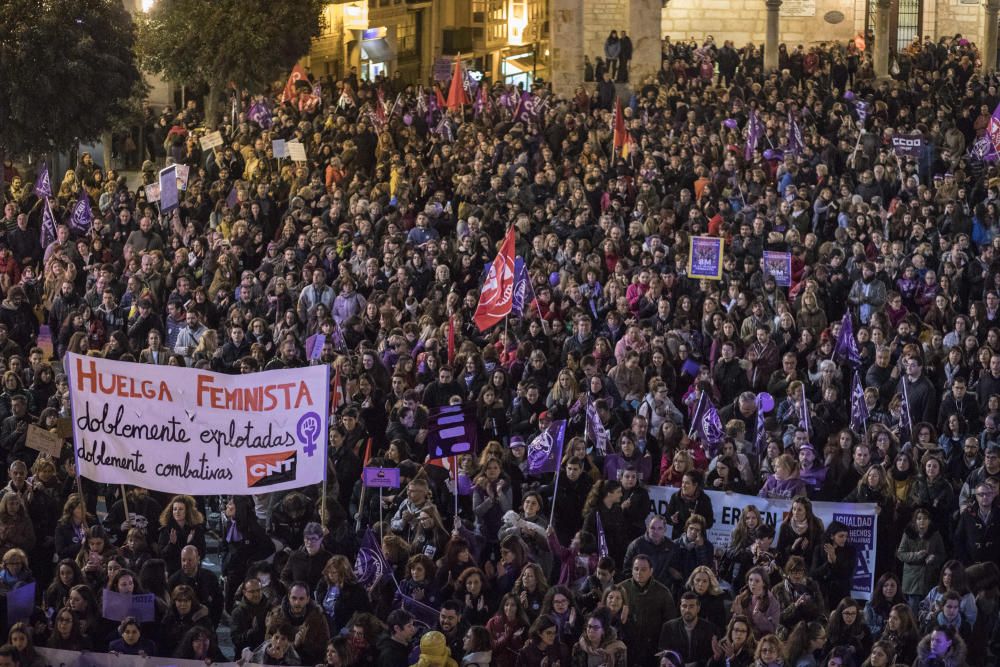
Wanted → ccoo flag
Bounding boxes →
[692,393,725,455]
[526,419,566,475]
[744,110,764,161]
[40,199,57,249]
[787,110,804,156]
[69,191,93,234]
[850,371,869,434]
[473,226,516,331]
[585,397,609,455]
[34,163,52,199]
[989,102,1000,156]
[832,311,862,368]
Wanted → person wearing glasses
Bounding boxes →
[230,577,270,656]
[953,480,1000,567]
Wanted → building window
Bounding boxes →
[397,13,417,55]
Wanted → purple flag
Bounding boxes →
[855,101,870,126]
[40,199,56,249]
[595,512,609,559]
[972,134,1000,163]
[34,163,52,199]
[850,371,868,435]
[754,401,767,457]
[427,405,477,457]
[832,312,862,368]
[353,529,390,593]
[513,91,539,123]
[473,85,490,117]
[511,256,529,318]
[787,111,803,156]
[692,393,725,455]
[397,592,440,630]
[744,110,764,161]
[69,191,93,234]
[432,116,454,142]
[226,185,239,209]
[526,419,566,475]
[499,89,517,110]
[159,165,179,213]
[989,102,1000,156]
[585,397,608,455]
[330,319,347,352]
[247,100,273,129]
[426,92,439,125]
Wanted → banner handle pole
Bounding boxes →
[453,455,459,520]
[120,485,130,531]
[378,487,383,544]
[356,484,367,532]
[320,478,328,530]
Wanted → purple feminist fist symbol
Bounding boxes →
[297,412,321,457]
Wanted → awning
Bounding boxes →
[361,38,394,62]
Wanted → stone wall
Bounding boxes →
[660,0,864,47]
[929,0,987,50]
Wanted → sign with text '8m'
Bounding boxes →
[65,353,329,495]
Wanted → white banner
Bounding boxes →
[647,486,878,600]
[37,647,264,667]
[66,353,329,495]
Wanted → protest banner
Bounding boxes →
[65,353,329,495]
[199,130,224,150]
[891,134,924,159]
[272,138,288,158]
[37,648,263,667]
[763,251,793,286]
[687,236,725,280]
[287,141,307,162]
[26,425,63,457]
[362,467,401,488]
[646,486,878,599]
[101,590,155,622]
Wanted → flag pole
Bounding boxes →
[378,487,384,543]
[549,462,562,526]
[688,391,704,439]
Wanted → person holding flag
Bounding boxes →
[897,356,936,442]
[473,226,516,331]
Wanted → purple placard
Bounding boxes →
[687,236,724,280]
[763,251,793,287]
[306,333,326,361]
[363,466,401,488]
[891,134,924,159]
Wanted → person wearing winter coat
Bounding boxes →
[221,496,274,611]
[265,583,332,666]
[664,471,715,539]
[896,509,947,608]
[809,521,856,609]
[230,578,271,656]
[620,554,678,667]
[912,626,967,667]
[907,456,957,531]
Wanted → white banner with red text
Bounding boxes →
[647,486,878,600]
[66,353,329,495]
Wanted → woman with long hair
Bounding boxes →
[753,634,785,667]
[732,566,781,637]
[572,611,627,667]
[316,555,371,637]
[516,614,570,666]
[46,606,90,651]
[708,615,757,667]
[825,597,872,656]
[784,621,828,667]
[156,495,206,574]
[776,496,824,566]
[896,508,946,611]
[863,572,906,640]
[8,621,45,667]
[918,560,977,629]
[485,593,529,667]
[582,480,627,564]
[686,565,729,630]
[882,603,920,665]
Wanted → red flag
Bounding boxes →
[435,85,447,110]
[612,97,628,157]
[282,63,309,104]
[362,437,373,466]
[447,315,456,364]
[473,226,517,332]
[446,55,469,110]
[331,365,345,412]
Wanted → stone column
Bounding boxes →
[873,0,892,78]
[985,0,1000,74]
[764,0,782,71]
[627,0,663,87]
[550,0,583,96]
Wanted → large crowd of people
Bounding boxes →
[0,30,998,667]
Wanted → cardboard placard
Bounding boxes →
[26,425,63,457]
[287,141,307,163]
[56,418,73,438]
[199,131,224,150]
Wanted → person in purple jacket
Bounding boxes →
[759,453,809,500]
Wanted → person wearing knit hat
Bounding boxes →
[410,631,458,667]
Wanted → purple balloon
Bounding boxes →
[756,392,775,413]
[723,118,738,129]
[549,272,560,286]
[843,91,855,100]
[763,149,776,160]
[403,113,413,126]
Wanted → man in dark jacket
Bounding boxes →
[954,481,1000,568]
[230,578,271,655]
[658,592,720,667]
[623,515,677,587]
[421,366,463,409]
[0,286,37,353]
[543,457,591,544]
[713,341,750,406]
[376,610,416,667]
[620,555,677,667]
[899,355,937,424]
[166,545,224,627]
[265,582,331,665]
